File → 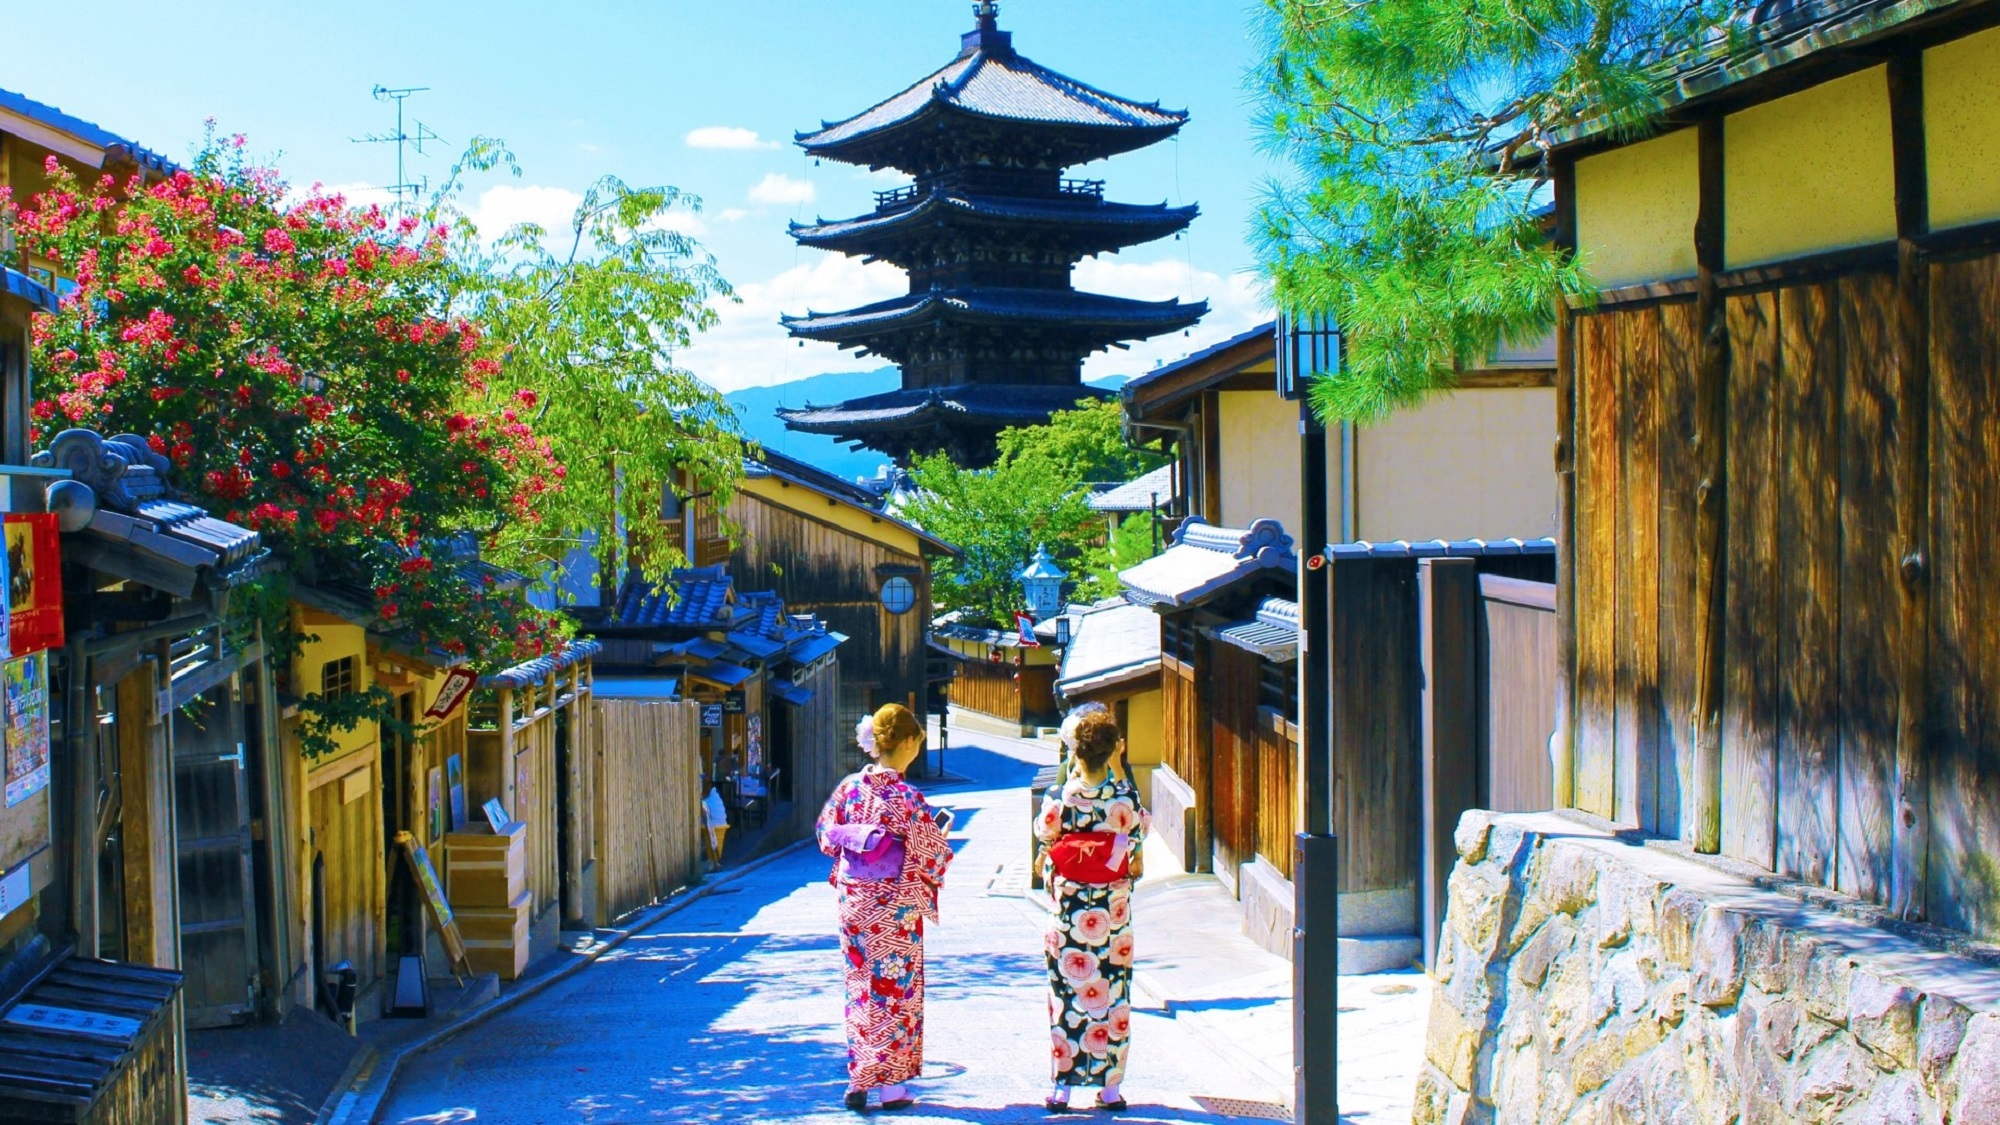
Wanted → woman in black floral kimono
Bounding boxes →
[1034,709,1148,1112]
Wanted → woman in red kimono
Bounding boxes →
[816,703,953,1113]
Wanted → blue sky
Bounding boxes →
[6,1,1278,392]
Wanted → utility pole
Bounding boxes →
[353,85,442,212]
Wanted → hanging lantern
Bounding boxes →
[1016,544,1067,624]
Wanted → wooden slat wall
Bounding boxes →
[1484,596,1558,814]
[1161,656,1206,829]
[1330,560,1421,895]
[1568,254,2000,940]
[1929,253,2000,938]
[1207,643,1261,881]
[948,660,1027,724]
[306,758,382,993]
[1257,726,1296,879]
[591,698,703,925]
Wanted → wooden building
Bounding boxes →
[933,617,1062,736]
[1545,0,2000,942]
[720,450,950,739]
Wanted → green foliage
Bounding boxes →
[1255,0,1733,422]
[430,140,746,593]
[902,400,1166,625]
[1076,512,1161,604]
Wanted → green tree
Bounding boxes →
[1255,0,1732,422]
[901,399,1166,624]
[432,142,745,593]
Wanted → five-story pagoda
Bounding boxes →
[779,1,1205,466]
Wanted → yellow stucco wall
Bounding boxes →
[1217,390,1302,535]
[294,616,376,758]
[1725,65,1896,268]
[1355,387,1558,543]
[739,475,927,558]
[941,631,1058,667]
[1575,128,1700,289]
[1122,687,1163,809]
[1926,26,2000,230]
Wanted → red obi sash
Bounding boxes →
[1047,831,1130,884]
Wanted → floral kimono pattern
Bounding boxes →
[816,766,953,1091]
[1035,775,1148,1088]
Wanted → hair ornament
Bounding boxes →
[855,715,880,759]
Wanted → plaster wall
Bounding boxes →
[294,617,375,758]
[1725,65,1896,268]
[1354,388,1557,543]
[1575,128,1700,289]
[1217,390,1302,534]
[1925,25,2000,230]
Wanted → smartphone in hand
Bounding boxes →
[932,806,954,831]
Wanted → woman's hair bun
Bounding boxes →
[872,703,922,755]
[1071,709,1121,769]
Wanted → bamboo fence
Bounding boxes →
[592,698,704,925]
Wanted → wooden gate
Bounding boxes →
[592,697,703,924]
[172,681,260,1028]
[305,753,382,997]
[1208,643,1263,889]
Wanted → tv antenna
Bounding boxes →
[353,85,442,210]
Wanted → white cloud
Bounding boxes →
[646,209,710,237]
[1075,256,1272,384]
[748,173,817,207]
[717,208,751,223]
[465,184,584,240]
[686,126,781,151]
[678,255,905,393]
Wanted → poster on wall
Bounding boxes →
[745,713,764,778]
[446,754,466,832]
[2,516,62,657]
[3,653,49,807]
[427,768,445,842]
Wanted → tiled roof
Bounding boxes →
[687,660,755,688]
[0,87,176,173]
[1120,517,1295,609]
[1057,599,1161,698]
[770,680,816,707]
[1214,598,1300,662]
[612,566,736,628]
[745,449,956,556]
[1323,538,1558,561]
[479,639,603,689]
[797,31,1186,155]
[783,287,1205,343]
[778,384,1112,435]
[792,193,1196,252]
[1089,465,1174,513]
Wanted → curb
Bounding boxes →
[318,839,814,1125]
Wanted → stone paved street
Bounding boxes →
[374,728,1426,1124]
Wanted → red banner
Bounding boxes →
[425,667,478,721]
[4,515,63,657]
[1015,612,1040,648]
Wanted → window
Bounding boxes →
[321,656,358,698]
[661,486,682,520]
[880,575,916,615]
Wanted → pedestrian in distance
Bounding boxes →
[1035,709,1149,1112]
[816,703,955,1113]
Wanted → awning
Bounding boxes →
[727,630,788,660]
[785,632,846,667]
[770,681,815,707]
[688,660,755,689]
[592,676,680,701]
[1120,517,1294,610]
[1213,598,1300,662]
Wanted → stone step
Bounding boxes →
[1338,934,1423,976]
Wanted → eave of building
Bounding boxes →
[782,288,1206,346]
[789,194,1198,257]
[738,469,955,559]
[0,86,177,173]
[776,384,1112,436]
[1122,321,1278,421]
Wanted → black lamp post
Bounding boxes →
[1279,312,1340,1124]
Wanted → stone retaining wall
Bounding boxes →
[1417,810,2000,1124]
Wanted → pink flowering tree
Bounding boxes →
[5,133,565,755]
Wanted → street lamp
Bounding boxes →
[1018,545,1067,623]
[1279,312,1341,1125]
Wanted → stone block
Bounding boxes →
[1802,943,1854,1027]
[1730,994,1790,1114]
[1790,1034,1873,1123]
[1659,887,1704,970]
[1455,809,1494,864]
[1852,1072,1938,1125]
[1950,1013,2000,1125]
[1690,907,1748,1008]
[1427,992,1484,1091]
[1511,912,1574,989]
[1449,862,1512,961]
[1413,1064,1472,1125]
[1915,991,1969,1099]
[1535,844,1599,916]
[1845,968,1919,1070]
[1572,1033,1627,1095]
[1339,933,1423,975]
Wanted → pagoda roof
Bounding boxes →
[783,288,1206,346]
[797,20,1186,169]
[791,192,1197,258]
[777,384,1112,437]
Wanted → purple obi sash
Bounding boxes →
[824,823,907,882]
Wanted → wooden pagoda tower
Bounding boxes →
[779,1,1205,466]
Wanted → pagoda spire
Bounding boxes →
[962,0,1010,57]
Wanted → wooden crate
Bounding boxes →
[456,889,531,980]
[445,823,525,909]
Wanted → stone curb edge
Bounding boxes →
[315,838,816,1125]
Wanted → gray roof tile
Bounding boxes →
[1120,517,1295,609]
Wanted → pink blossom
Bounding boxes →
[1072,908,1112,946]
[1050,1032,1077,1071]
[1103,801,1141,835]
[1108,892,1131,928]
[1075,976,1112,1017]
[1080,1021,1113,1058]
[1058,949,1099,983]
[1108,1004,1131,1040]
[262,228,294,253]
[1108,931,1135,967]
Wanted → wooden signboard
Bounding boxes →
[393,831,470,982]
[425,668,477,721]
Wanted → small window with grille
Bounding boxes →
[321,655,358,699]
[1259,659,1299,724]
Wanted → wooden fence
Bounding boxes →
[592,698,704,925]
[1569,258,2000,940]
[948,660,1057,727]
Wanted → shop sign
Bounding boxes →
[425,667,478,720]
[700,703,723,729]
[3,652,49,807]
[2,515,63,657]
[5,1004,140,1042]
[723,691,746,715]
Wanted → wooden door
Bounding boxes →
[1208,644,1261,887]
[173,681,260,1028]
[307,757,382,997]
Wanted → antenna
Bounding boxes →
[353,85,443,210]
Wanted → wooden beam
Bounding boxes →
[1689,116,1728,855]
[1553,157,1579,810]
[1419,557,1480,970]
[1887,48,1932,921]
[1456,367,1558,389]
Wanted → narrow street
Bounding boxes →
[372,728,1425,1124]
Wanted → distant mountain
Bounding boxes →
[723,370,1132,484]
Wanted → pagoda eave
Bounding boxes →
[790,194,1197,258]
[776,383,1114,436]
[801,109,1184,174]
[781,290,1207,345]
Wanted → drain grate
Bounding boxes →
[1191,1094,1293,1121]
